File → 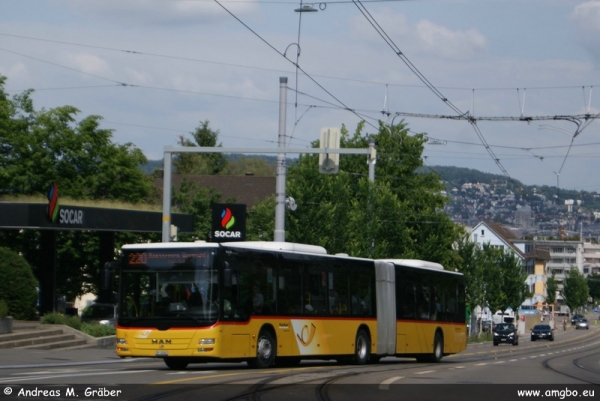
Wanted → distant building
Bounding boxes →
[471,221,550,310]
[514,204,533,229]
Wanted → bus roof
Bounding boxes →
[378,259,450,272]
[121,242,219,250]
[221,241,328,255]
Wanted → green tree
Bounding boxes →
[0,247,38,320]
[223,155,275,176]
[563,268,589,312]
[172,178,224,242]
[546,270,558,307]
[282,121,462,266]
[496,248,528,310]
[173,120,228,175]
[455,230,485,316]
[480,245,505,313]
[246,195,276,241]
[587,273,600,303]
[0,76,156,298]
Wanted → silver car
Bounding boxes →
[574,318,589,330]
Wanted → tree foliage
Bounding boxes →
[563,268,589,312]
[173,120,228,175]
[0,76,156,299]
[0,247,38,320]
[587,273,600,303]
[222,155,275,176]
[455,230,484,311]
[546,270,558,306]
[282,121,462,266]
[172,178,224,242]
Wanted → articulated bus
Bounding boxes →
[112,241,466,369]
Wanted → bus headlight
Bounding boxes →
[117,338,127,345]
[199,338,215,345]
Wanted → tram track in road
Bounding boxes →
[137,328,600,400]
[140,360,449,400]
[458,327,600,363]
[542,348,600,385]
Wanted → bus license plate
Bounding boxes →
[156,351,169,356]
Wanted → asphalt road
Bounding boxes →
[0,320,598,401]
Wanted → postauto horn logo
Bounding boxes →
[46,182,84,225]
[214,207,241,238]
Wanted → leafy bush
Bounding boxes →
[0,247,37,320]
[0,299,9,318]
[41,313,82,330]
[41,312,67,325]
[81,323,115,337]
[42,314,114,337]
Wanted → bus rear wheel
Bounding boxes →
[164,358,189,370]
[354,329,370,365]
[248,330,276,369]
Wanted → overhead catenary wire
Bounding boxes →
[350,0,511,178]
[211,0,379,132]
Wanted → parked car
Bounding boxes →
[530,324,554,341]
[493,323,519,346]
[571,314,584,326]
[80,303,116,325]
[574,318,589,330]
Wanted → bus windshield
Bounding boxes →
[118,248,219,328]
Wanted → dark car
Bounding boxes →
[571,314,584,325]
[493,323,519,346]
[80,303,116,325]
[574,318,589,330]
[530,324,554,341]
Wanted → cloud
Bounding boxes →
[350,8,488,60]
[414,19,488,60]
[66,53,111,76]
[570,1,600,64]
[64,0,259,26]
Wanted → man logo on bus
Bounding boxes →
[221,207,235,229]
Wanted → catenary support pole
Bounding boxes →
[274,77,288,242]
[162,151,172,242]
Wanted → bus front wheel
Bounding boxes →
[248,330,276,369]
[354,329,370,365]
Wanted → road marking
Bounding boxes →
[379,376,403,390]
[168,370,219,375]
[415,370,435,375]
[0,370,153,384]
[475,363,487,366]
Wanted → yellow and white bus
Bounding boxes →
[113,241,466,369]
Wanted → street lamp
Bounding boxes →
[290,2,318,113]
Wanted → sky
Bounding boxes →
[2,0,600,192]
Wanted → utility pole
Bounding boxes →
[274,77,288,242]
